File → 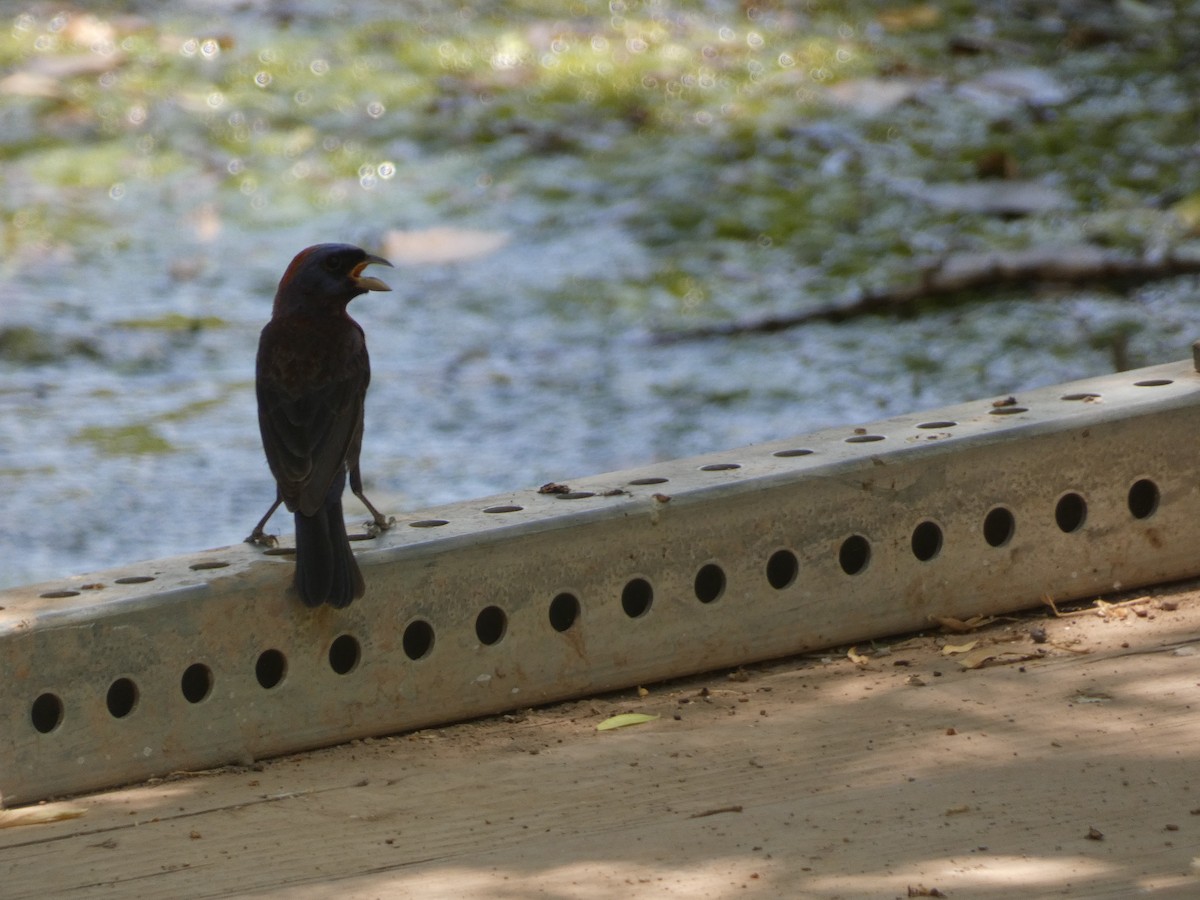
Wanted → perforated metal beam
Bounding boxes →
[3,359,1199,806]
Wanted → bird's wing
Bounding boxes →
[256,320,369,517]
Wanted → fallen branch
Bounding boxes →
[655,246,1200,342]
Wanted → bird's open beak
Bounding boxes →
[350,254,394,292]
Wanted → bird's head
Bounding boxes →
[273,243,393,314]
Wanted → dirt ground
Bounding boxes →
[3,579,1200,899]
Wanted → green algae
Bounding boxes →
[72,423,175,455]
[114,313,229,331]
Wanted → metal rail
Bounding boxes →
[3,358,1199,806]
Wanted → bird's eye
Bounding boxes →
[323,254,344,273]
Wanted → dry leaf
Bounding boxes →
[0,805,86,828]
[1070,689,1114,703]
[596,713,659,731]
[941,640,978,656]
[933,615,994,633]
[954,646,1000,669]
[847,646,871,668]
[956,648,1040,670]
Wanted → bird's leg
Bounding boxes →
[349,463,394,536]
[245,493,282,547]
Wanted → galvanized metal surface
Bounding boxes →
[2,359,1198,806]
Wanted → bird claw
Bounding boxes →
[364,515,395,538]
[245,530,279,548]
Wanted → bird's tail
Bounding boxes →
[293,474,365,608]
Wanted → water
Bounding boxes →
[2,1,1198,587]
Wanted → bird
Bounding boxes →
[245,243,394,608]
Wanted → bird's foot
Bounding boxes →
[364,515,396,538]
[245,529,279,548]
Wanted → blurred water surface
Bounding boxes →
[2,1,1198,586]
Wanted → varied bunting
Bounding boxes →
[246,243,393,607]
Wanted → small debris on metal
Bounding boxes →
[687,804,743,819]
[907,886,947,898]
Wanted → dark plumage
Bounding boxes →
[246,243,393,607]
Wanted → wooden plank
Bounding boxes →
[2,582,1198,898]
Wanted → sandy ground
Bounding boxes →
[3,580,1199,899]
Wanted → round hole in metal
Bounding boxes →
[911,520,943,562]
[263,547,296,556]
[839,535,871,575]
[773,448,814,458]
[1055,492,1087,533]
[39,590,80,599]
[1134,379,1172,387]
[255,649,287,689]
[699,463,741,471]
[694,563,726,604]
[1061,392,1101,401]
[983,506,1015,547]
[483,505,523,514]
[628,477,669,485]
[555,491,595,500]
[181,663,213,704]
[549,592,580,632]
[845,434,885,443]
[409,519,449,528]
[115,575,155,584]
[766,549,799,590]
[403,620,435,661]
[31,693,63,734]
[328,634,361,675]
[621,578,653,618]
[1127,478,1159,520]
[989,406,1029,416]
[189,560,230,571]
[475,606,507,645]
[106,678,138,719]
[916,421,957,429]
